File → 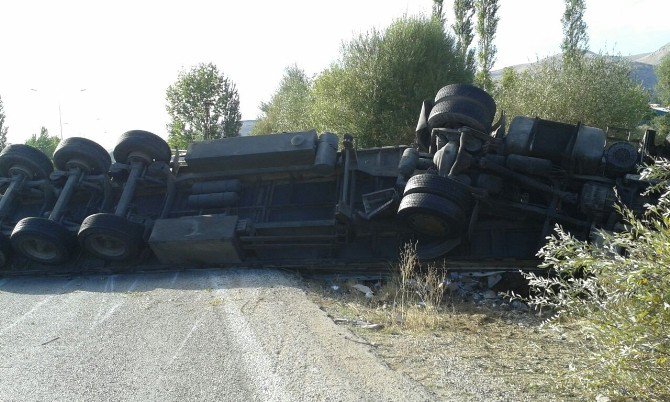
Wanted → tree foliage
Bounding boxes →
[432,0,445,24]
[252,66,312,135]
[452,0,476,74]
[495,55,649,131]
[474,0,499,92]
[309,16,472,147]
[514,160,670,400]
[561,0,589,64]
[25,127,60,158]
[653,115,670,139]
[166,63,241,149]
[657,54,670,106]
[0,95,7,150]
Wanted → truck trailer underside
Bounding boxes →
[0,85,660,277]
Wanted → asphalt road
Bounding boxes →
[0,269,432,401]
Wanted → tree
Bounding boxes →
[452,0,476,74]
[25,127,60,158]
[495,55,649,132]
[432,0,445,24]
[310,16,472,147]
[252,66,313,135]
[166,63,241,149]
[561,0,589,64]
[653,114,670,139]
[0,95,7,151]
[656,54,670,106]
[652,54,670,138]
[474,0,499,92]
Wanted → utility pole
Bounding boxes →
[29,88,87,139]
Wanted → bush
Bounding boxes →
[516,159,670,399]
[495,55,649,131]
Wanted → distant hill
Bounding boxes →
[630,42,670,66]
[492,42,670,93]
[239,120,257,136]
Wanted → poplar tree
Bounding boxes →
[561,0,589,63]
[452,0,476,74]
[474,0,499,91]
[0,95,8,150]
[432,0,445,24]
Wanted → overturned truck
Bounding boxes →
[0,85,660,276]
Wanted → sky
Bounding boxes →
[0,0,668,150]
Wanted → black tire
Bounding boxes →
[0,234,12,267]
[53,137,112,175]
[404,174,473,211]
[434,84,496,118]
[0,144,54,179]
[10,217,76,264]
[397,193,466,238]
[428,98,492,133]
[113,130,171,164]
[78,213,145,261]
[416,237,461,261]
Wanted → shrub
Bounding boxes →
[515,159,670,399]
[495,55,649,131]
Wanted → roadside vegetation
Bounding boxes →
[494,56,649,134]
[653,54,670,139]
[513,159,670,400]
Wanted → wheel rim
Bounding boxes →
[19,236,61,262]
[87,233,128,258]
[407,212,450,237]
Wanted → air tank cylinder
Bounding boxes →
[191,179,241,195]
[313,133,339,175]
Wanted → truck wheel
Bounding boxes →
[10,217,75,264]
[0,234,12,267]
[403,174,473,211]
[428,98,492,133]
[78,213,145,261]
[53,137,112,174]
[434,84,497,119]
[113,130,171,164]
[397,193,466,238]
[416,237,461,260]
[0,144,54,179]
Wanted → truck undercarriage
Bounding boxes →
[0,85,660,276]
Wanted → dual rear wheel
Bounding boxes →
[398,174,473,260]
[9,138,111,264]
[77,130,171,261]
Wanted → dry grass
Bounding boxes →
[304,243,593,400]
